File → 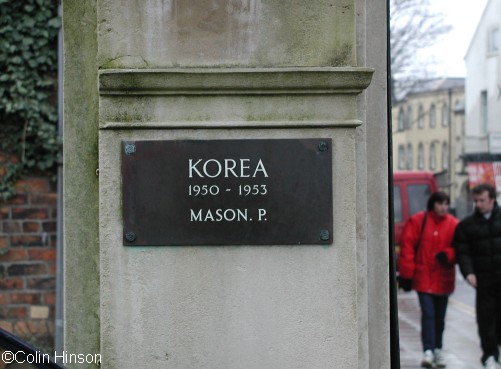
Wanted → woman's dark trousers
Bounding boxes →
[418,292,449,352]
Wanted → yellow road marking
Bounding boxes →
[449,298,475,317]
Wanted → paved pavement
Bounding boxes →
[398,275,484,369]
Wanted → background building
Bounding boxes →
[463,0,501,199]
[392,78,469,217]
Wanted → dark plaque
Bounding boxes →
[122,139,332,246]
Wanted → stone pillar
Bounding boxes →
[63,1,388,368]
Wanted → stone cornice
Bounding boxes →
[98,67,374,96]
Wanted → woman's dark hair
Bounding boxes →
[427,191,450,211]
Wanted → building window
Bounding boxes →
[418,143,424,169]
[406,143,413,170]
[430,142,436,170]
[418,105,425,129]
[398,107,405,131]
[441,102,449,127]
[488,26,499,54]
[442,142,448,170]
[407,106,413,130]
[398,145,406,169]
[481,90,488,133]
[430,104,436,128]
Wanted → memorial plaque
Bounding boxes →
[122,139,332,245]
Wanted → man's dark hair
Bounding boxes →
[427,191,450,211]
[472,183,496,199]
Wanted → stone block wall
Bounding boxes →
[0,152,57,351]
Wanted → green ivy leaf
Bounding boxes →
[47,17,61,28]
[22,37,34,46]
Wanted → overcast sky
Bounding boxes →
[418,0,489,77]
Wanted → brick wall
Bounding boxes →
[0,153,58,351]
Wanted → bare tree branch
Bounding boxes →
[390,0,451,99]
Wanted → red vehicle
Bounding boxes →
[393,171,438,259]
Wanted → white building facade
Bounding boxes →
[464,0,501,178]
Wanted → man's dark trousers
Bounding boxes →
[477,284,501,363]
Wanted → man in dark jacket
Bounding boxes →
[453,183,501,369]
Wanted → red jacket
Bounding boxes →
[398,210,459,294]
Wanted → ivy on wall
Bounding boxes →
[0,0,60,200]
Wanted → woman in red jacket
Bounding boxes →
[398,191,459,369]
